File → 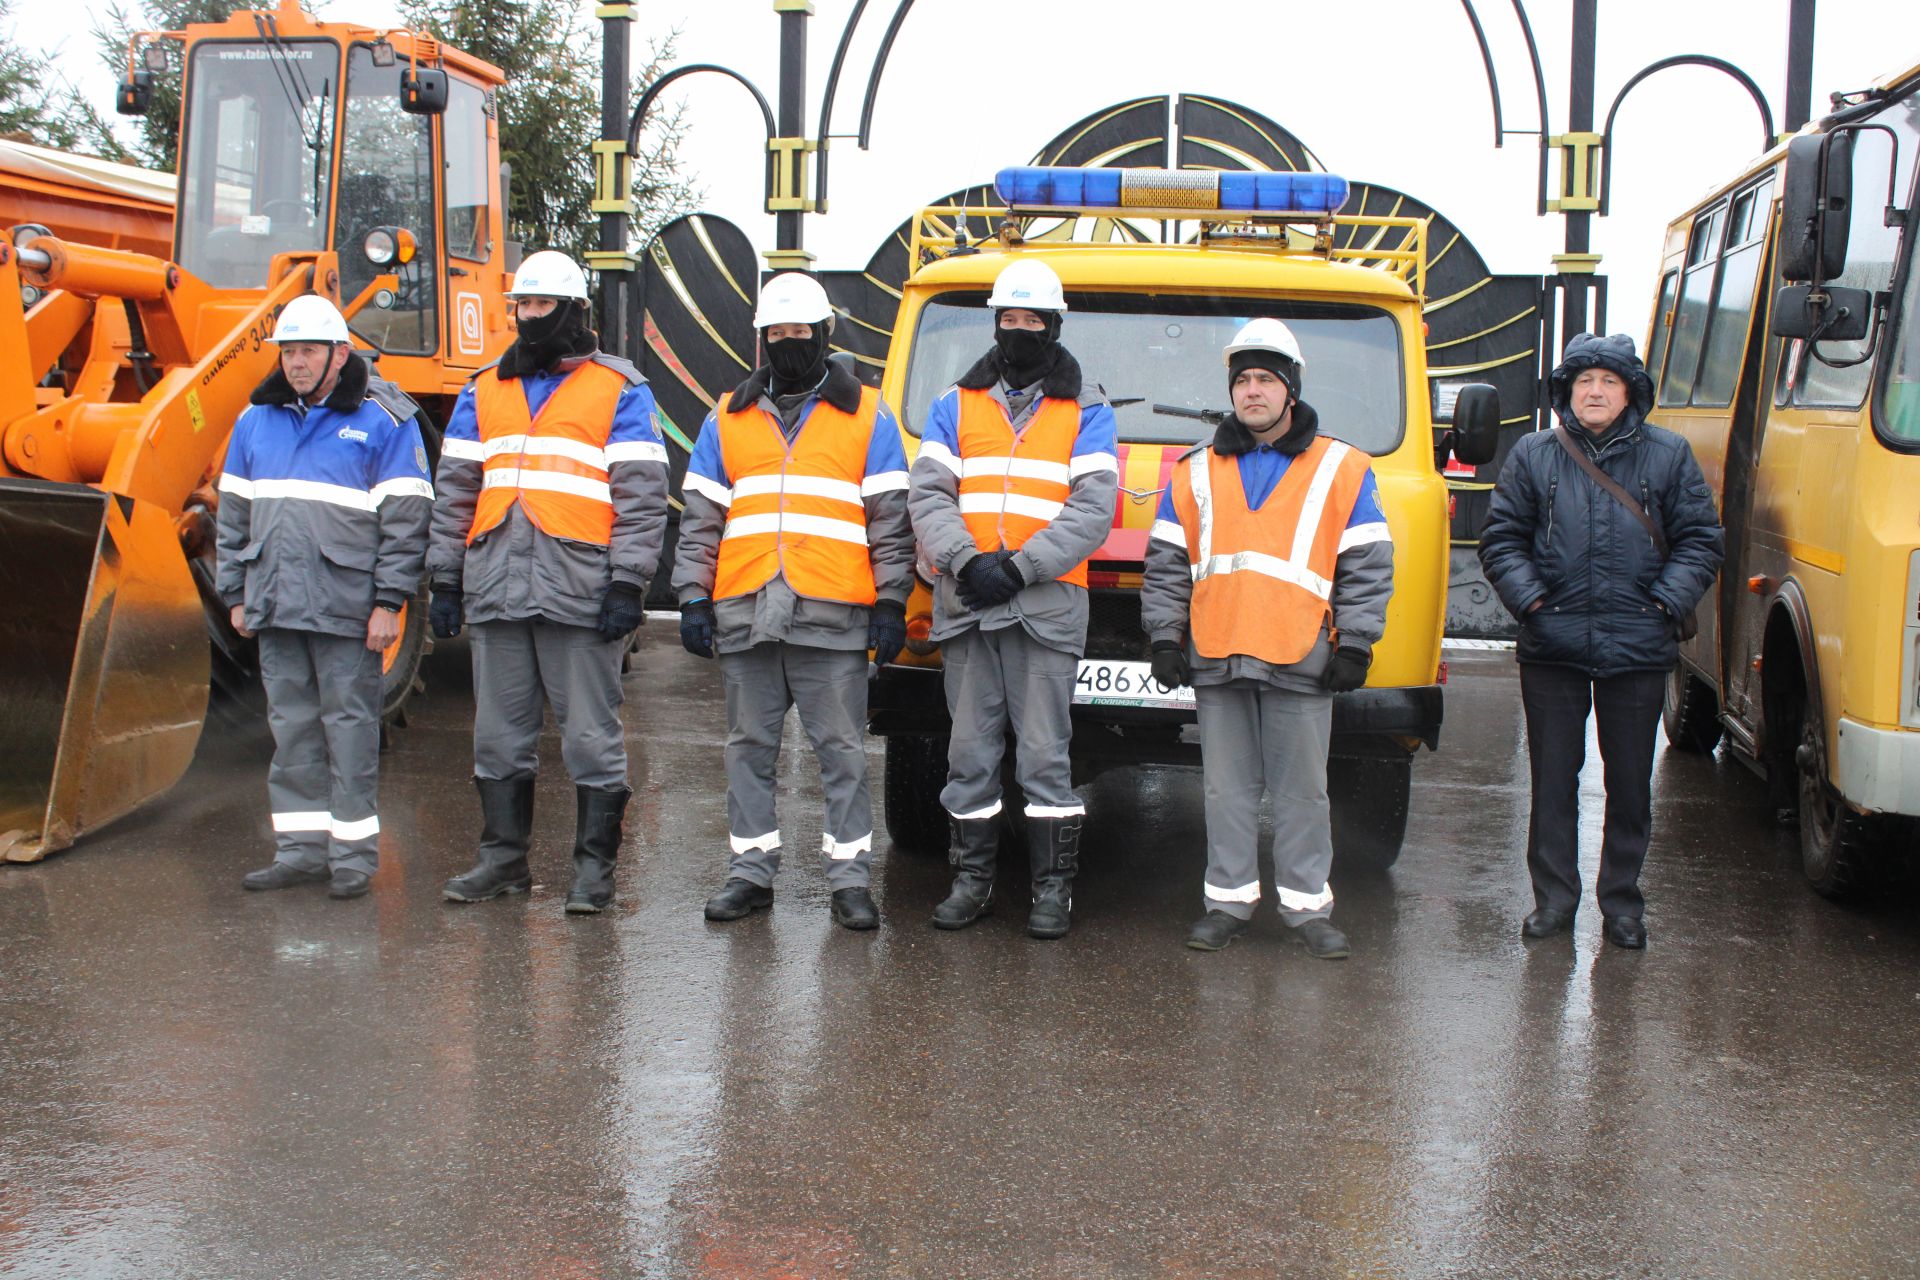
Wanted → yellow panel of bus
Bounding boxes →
[1644,59,1920,898]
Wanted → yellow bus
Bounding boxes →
[866,166,1499,870]
[1647,59,1920,895]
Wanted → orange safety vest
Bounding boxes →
[712,386,882,605]
[469,363,628,546]
[1169,437,1374,666]
[954,387,1090,589]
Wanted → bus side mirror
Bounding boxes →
[115,70,153,116]
[400,66,448,115]
[1447,383,1500,466]
[1770,283,1872,342]
[1780,132,1852,282]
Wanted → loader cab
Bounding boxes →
[170,8,511,390]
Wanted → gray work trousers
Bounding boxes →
[718,643,873,890]
[1195,680,1335,925]
[470,620,628,789]
[258,628,383,875]
[939,624,1083,822]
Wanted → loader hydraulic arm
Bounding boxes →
[0,230,341,513]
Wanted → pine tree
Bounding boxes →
[0,0,124,155]
[396,0,698,257]
[91,0,248,172]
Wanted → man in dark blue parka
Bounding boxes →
[1478,333,1724,948]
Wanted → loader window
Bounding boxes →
[176,40,338,288]
[444,79,490,262]
[336,44,439,355]
[901,292,1406,455]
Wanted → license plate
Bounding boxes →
[1072,659,1195,709]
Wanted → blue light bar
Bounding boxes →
[992,166,1349,217]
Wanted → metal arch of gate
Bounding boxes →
[633,93,1541,632]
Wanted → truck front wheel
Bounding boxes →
[884,734,951,855]
[1329,752,1411,872]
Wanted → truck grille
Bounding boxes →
[1086,588,1148,661]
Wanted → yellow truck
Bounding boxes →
[866,166,1499,869]
[1647,58,1920,896]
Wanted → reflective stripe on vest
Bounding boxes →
[954,388,1089,588]
[712,386,881,605]
[469,363,627,545]
[1172,437,1372,665]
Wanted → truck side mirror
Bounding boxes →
[1780,132,1852,282]
[400,66,448,115]
[115,70,153,116]
[1448,383,1500,466]
[1770,283,1872,342]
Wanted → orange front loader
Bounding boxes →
[0,1,512,860]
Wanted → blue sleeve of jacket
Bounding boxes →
[214,408,259,605]
[371,409,433,609]
[1348,471,1387,529]
[670,411,729,602]
[607,383,670,591]
[863,401,911,489]
[426,383,482,588]
[1070,401,1119,470]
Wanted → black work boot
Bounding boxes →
[1026,812,1082,940]
[931,816,997,930]
[705,878,774,921]
[1185,910,1249,951]
[829,886,879,931]
[565,784,631,915]
[442,775,535,902]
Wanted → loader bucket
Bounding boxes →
[0,478,209,861]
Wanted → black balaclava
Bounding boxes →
[765,324,831,396]
[504,299,592,376]
[993,310,1063,389]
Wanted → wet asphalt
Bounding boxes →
[3,633,1920,1279]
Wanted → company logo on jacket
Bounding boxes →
[338,426,370,443]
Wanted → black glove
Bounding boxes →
[869,599,907,668]
[1149,640,1190,690]
[957,550,1022,610]
[680,597,716,658]
[596,582,645,641]
[1323,645,1371,693]
[428,587,463,639]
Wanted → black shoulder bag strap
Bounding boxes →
[1552,426,1697,639]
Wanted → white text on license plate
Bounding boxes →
[1072,660,1194,708]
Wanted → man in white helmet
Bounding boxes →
[215,293,434,899]
[907,257,1119,940]
[1140,318,1395,957]
[672,271,914,930]
[427,250,670,914]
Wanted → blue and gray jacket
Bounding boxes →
[216,352,434,639]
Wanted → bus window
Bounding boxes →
[1880,219,1920,447]
[1792,118,1916,407]
[1660,205,1725,406]
[1694,178,1773,407]
[1646,269,1678,387]
[444,79,490,262]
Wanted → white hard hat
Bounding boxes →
[987,259,1068,312]
[1223,317,1305,371]
[754,272,834,329]
[505,250,589,300]
[268,294,350,344]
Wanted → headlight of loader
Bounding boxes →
[362,227,418,267]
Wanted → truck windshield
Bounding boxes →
[902,292,1406,454]
[176,40,337,289]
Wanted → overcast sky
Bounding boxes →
[17,0,1920,339]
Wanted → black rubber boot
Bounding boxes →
[565,784,631,915]
[442,776,535,902]
[1026,813,1081,940]
[932,816,998,930]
